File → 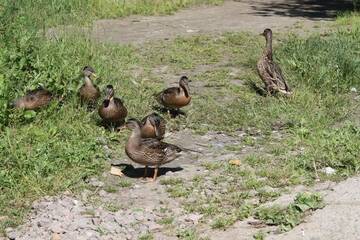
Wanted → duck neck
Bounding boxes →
[84,76,94,86]
[180,84,190,98]
[128,127,142,147]
[264,34,273,60]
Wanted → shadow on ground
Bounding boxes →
[249,0,353,20]
[119,163,183,178]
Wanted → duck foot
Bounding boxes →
[168,109,186,118]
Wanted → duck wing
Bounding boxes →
[140,138,182,165]
[265,60,290,92]
[156,87,180,104]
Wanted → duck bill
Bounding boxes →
[91,73,97,78]
[155,126,161,138]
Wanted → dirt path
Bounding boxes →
[92,0,331,44]
[49,0,351,44]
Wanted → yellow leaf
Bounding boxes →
[110,166,123,177]
[229,159,241,166]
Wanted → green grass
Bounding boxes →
[138,232,154,240]
[1,0,223,29]
[255,192,324,232]
[1,0,360,234]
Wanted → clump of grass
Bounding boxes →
[211,216,236,229]
[117,178,133,188]
[104,202,121,212]
[138,232,154,240]
[158,216,175,225]
[177,228,209,240]
[255,192,324,232]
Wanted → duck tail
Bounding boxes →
[179,146,202,153]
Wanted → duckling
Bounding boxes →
[98,85,127,128]
[140,113,166,140]
[125,118,182,181]
[79,66,100,105]
[12,87,53,110]
[156,76,192,112]
[257,28,292,96]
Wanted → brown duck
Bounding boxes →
[257,28,292,96]
[79,66,100,105]
[12,87,53,110]
[140,113,166,140]
[98,85,127,127]
[125,118,182,180]
[156,76,191,110]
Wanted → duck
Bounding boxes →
[156,76,192,111]
[79,66,100,105]
[140,113,166,140]
[98,85,127,127]
[12,87,53,110]
[125,118,182,181]
[257,28,292,96]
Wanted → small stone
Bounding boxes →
[184,213,203,225]
[5,228,16,240]
[350,87,357,92]
[99,190,107,197]
[321,167,337,175]
[85,231,95,237]
[87,178,104,187]
[50,223,65,233]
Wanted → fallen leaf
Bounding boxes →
[51,233,61,240]
[110,166,123,177]
[229,159,241,166]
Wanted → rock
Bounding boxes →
[50,222,65,233]
[5,227,17,240]
[85,230,96,237]
[184,213,203,225]
[76,218,91,229]
[87,178,104,187]
[110,166,124,177]
[51,233,62,240]
[321,167,337,175]
[99,190,109,197]
[350,87,357,93]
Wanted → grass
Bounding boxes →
[1,0,360,235]
[254,192,324,232]
[138,232,154,240]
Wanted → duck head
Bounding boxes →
[82,66,96,78]
[146,113,162,137]
[105,85,115,101]
[260,28,272,38]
